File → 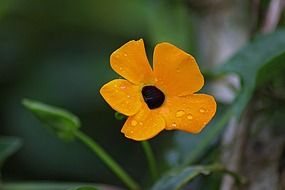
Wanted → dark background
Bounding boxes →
[0,0,194,186]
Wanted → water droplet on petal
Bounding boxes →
[120,86,126,89]
[171,123,177,127]
[176,68,180,73]
[130,130,134,134]
[199,108,206,113]
[127,95,130,98]
[123,53,127,57]
[139,122,143,125]
[187,114,193,120]
[119,67,123,70]
[131,120,137,126]
[175,110,185,118]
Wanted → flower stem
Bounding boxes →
[141,141,158,181]
[74,130,140,190]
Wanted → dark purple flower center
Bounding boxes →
[142,86,165,109]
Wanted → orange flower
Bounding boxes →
[100,39,216,141]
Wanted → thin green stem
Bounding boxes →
[141,141,158,181]
[74,130,140,190]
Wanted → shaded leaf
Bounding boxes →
[2,182,118,190]
[152,163,244,190]
[0,137,21,167]
[152,164,224,190]
[22,99,80,141]
[215,29,285,117]
[69,186,99,190]
[256,51,285,87]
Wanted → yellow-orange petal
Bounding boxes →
[153,42,204,97]
[100,79,142,116]
[121,104,165,141]
[110,39,154,85]
[160,94,216,133]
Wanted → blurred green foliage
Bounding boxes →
[0,137,21,168]
[3,183,101,190]
[0,0,193,187]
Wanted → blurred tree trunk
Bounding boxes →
[187,0,285,190]
[188,0,251,103]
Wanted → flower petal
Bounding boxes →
[160,94,216,133]
[110,39,154,84]
[100,79,142,116]
[121,104,165,141]
[153,42,204,96]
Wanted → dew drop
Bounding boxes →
[120,86,126,89]
[119,67,123,70]
[199,108,206,113]
[127,95,131,98]
[175,110,185,118]
[123,53,128,57]
[187,114,193,120]
[171,123,177,127]
[130,130,134,134]
[131,120,138,126]
[139,122,143,125]
[176,68,180,73]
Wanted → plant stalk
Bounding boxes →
[141,141,158,181]
[74,130,140,190]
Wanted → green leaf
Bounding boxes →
[22,99,80,141]
[256,51,285,87]
[0,137,21,168]
[152,163,244,190]
[69,186,99,190]
[152,167,209,190]
[2,183,108,190]
[152,164,225,190]
[215,29,285,117]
